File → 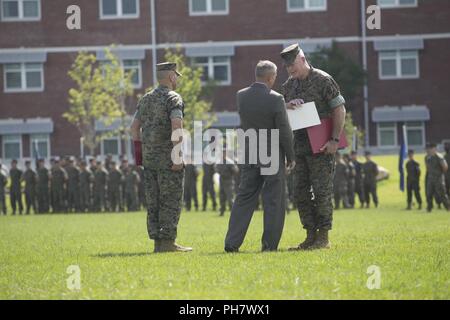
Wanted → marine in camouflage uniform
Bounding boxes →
[79,161,93,213]
[66,158,81,212]
[124,165,140,212]
[184,163,199,211]
[333,153,350,210]
[93,162,108,212]
[0,164,7,215]
[350,151,365,208]
[108,161,123,212]
[280,44,346,250]
[425,143,449,212]
[202,163,217,211]
[405,150,422,210]
[50,160,68,213]
[131,62,191,253]
[344,154,356,209]
[362,151,379,208]
[36,159,50,213]
[215,157,238,217]
[23,160,37,214]
[9,159,24,215]
[444,143,450,198]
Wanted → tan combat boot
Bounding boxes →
[288,229,317,251]
[309,229,331,250]
[154,239,161,253]
[159,239,193,253]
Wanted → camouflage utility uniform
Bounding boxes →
[281,67,345,231]
[135,85,185,241]
[425,153,449,211]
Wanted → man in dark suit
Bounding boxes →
[224,60,295,252]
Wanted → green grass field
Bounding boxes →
[0,155,449,300]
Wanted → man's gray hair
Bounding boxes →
[255,60,277,79]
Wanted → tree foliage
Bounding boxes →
[309,42,366,149]
[64,47,134,156]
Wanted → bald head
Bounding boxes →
[255,60,277,88]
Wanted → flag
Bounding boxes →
[398,124,408,192]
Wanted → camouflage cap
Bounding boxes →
[156,62,182,76]
[280,43,300,66]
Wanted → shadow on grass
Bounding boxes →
[201,248,299,256]
[92,252,153,258]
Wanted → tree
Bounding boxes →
[309,42,366,149]
[64,47,134,156]
[140,49,215,134]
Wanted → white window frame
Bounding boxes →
[101,136,121,156]
[378,50,420,80]
[192,56,231,86]
[406,121,425,148]
[122,59,142,89]
[2,134,22,160]
[377,0,417,9]
[100,59,142,89]
[189,0,229,16]
[287,0,327,12]
[99,0,139,20]
[0,0,41,21]
[377,122,398,148]
[29,133,50,159]
[3,62,44,93]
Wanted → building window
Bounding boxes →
[3,62,44,92]
[377,0,417,8]
[192,56,231,85]
[100,59,142,88]
[100,0,139,19]
[189,0,229,16]
[101,136,121,156]
[377,122,397,147]
[30,133,50,158]
[406,121,425,147]
[2,134,22,160]
[0,0,40,21]
[379,50,419,80]
[287,0,327,12]
[123,59,142,88]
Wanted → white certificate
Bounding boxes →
[286,101,321,131]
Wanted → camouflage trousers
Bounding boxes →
[0,192,6,214]
[79,186,91,212]
[202,178,217,210]
[25,189,37,214]
[144,167,184,241]
[219,180,234,214]
[10,190,23,214]
[334,183,349,209]
[37,187,50,213]
[293,153,335,231]
[426,177,449,210]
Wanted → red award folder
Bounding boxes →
[306,118,348,154]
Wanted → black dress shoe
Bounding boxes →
[224,247,239,253]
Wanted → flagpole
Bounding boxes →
[403,124,408,151]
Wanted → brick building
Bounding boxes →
[0,0,449,163]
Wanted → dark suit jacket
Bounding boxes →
[237,82,295,166]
